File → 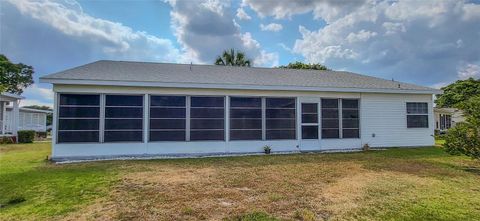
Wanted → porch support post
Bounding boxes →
[1,102,5,135]
[12,99,19,141]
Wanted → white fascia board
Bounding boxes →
[39,78,442,95]
[19,107,53,114]
[1,92,24,99]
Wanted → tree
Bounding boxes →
[0,54,34,95]
[278,61,329,70]
[214,49,252,67]
[444,95,480,160]
[23,105,53,126]
[435,78,480,108]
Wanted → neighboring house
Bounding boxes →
[40,60,441,161]
[0,92,22,139]
[434,107,465,132]
[1,92,51,142]
[5,107,51,132]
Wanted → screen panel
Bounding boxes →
[321,99,339,139]
[341,99,359,138]
[149,95,186,141]
[104,95,143,142]
[58,94,100,143]
[266,98,296,140]
[229,97,262,140]
[190,96,225,141]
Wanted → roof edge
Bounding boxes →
[40,78,442,95]
[1,92,24,99]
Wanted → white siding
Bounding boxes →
[360,93,434,147]
[51,85,435,159]
[5,111,48,132]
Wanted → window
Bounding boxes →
[230,97,262,140]
[104,95,143,142]
[149,96,186,141]
[58,94,100,143]
[440,114,452,130]
[342,99,359,138]
[301,103,318,139]
[190,96,225,141]
[406,102,429,128]
[266,98,296,139]
[321,99,339,138]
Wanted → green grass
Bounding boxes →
[0,143,118,220]
[1,143,479,220]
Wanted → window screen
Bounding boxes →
[321,99,339,138]
[266,98,296,140]
[230,97,262,140]
[104,95,143,142]
[301,103,318,139]
[406,102,428,128]
[190,96,225,141]
[342,99,359,138]
[58,94,100,143]
[149,96,186,141]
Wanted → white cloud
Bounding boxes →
[255,50,279,67]
[278,43,292,52]
[168,0,278,66]
[291,0,480,84]
[242,0,366,22]
[236,7,251,20]
[20,84,54,107]
[458,63,480,79]
[260,23,283,32]
[382,22,406,35]
[346,30,377,43]
[7,0,184,62]
[20,99,53,108]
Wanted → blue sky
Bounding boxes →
[1,0,480,107]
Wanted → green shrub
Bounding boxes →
[444,122,480,160]
[18,130,35,143]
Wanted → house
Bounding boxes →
[40,60,441,161]
[434,107,465,132]
[1,92,52,142]
[5,107,51,132]
[1,92,22,140]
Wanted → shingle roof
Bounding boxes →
[40,60,440,94]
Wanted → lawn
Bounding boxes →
[1,143,480,220]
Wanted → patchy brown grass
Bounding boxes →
[4,144,480,220]
[60,149,480,221]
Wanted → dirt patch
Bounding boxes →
[62,161,369,220]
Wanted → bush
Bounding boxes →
[18,130,35,143]
[444,122,480,160]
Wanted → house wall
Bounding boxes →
[51,84,434,159]
[5,111,47,132]
[434,109,465,130]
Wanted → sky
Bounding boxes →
[1,0,479,107]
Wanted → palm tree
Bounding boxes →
[214,49,252,67]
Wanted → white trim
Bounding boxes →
[40,78,441,94]
[0,92,24,100]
